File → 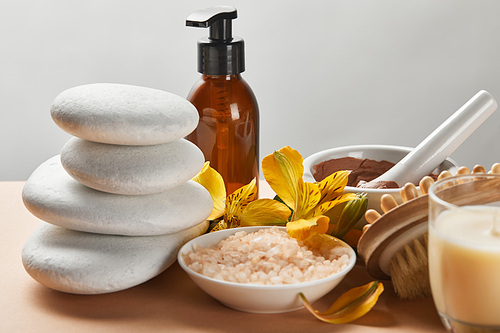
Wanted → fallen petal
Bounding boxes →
[300,281,384,324]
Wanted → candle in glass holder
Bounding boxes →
[429,206,500,327]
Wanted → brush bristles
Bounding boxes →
[389,234,431,300]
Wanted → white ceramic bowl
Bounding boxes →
[177,226,356,314]
[303,145,459,226]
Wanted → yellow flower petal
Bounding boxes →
[317,170,350,204]
[192,162,226,221]
[301,232,348,251]
[300,281,384,324]
[262,146,303,211]
[225,178,257,216]
[224,178,257,228]
[294,180,322,219]
[286,216,330,241]
[239,199,291,226]
[312,193,358,217]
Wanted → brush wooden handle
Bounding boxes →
[358,177,500,280]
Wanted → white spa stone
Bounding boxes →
[60,137,204,195]
[22,221,208,294]
[50,83,199,145]
[22,156,213,236]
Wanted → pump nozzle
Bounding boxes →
[186,6,244,75]
[186,5,237,42]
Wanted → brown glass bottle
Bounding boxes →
[187,74,259,195]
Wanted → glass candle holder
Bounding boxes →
[428,173,500,333]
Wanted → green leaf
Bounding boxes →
[273,195,293,221]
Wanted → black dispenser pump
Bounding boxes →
[186,6,244,75]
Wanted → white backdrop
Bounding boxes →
[1,0,499,180]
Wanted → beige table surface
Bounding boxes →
[0,181,445,332]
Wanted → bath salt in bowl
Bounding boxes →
[177,226,356,313]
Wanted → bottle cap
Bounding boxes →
[186,6,244,75]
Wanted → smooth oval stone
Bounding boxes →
[22,156,213,236]
[60,137,204,195]
[22,221,208,294]
[50,83,199,145]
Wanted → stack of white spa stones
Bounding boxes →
[21,83,213,294]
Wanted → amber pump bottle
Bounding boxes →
[186,6,259,196]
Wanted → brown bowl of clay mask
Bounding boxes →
[303,145,459,227]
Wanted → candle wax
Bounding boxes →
[429,206,500,326]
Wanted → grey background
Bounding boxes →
[1,0,499,181]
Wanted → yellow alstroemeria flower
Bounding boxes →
[240,146,364,241]
[192,162,257,231]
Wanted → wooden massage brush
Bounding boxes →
[357,163,500,300]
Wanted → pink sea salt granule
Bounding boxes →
[182,227,351,285]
